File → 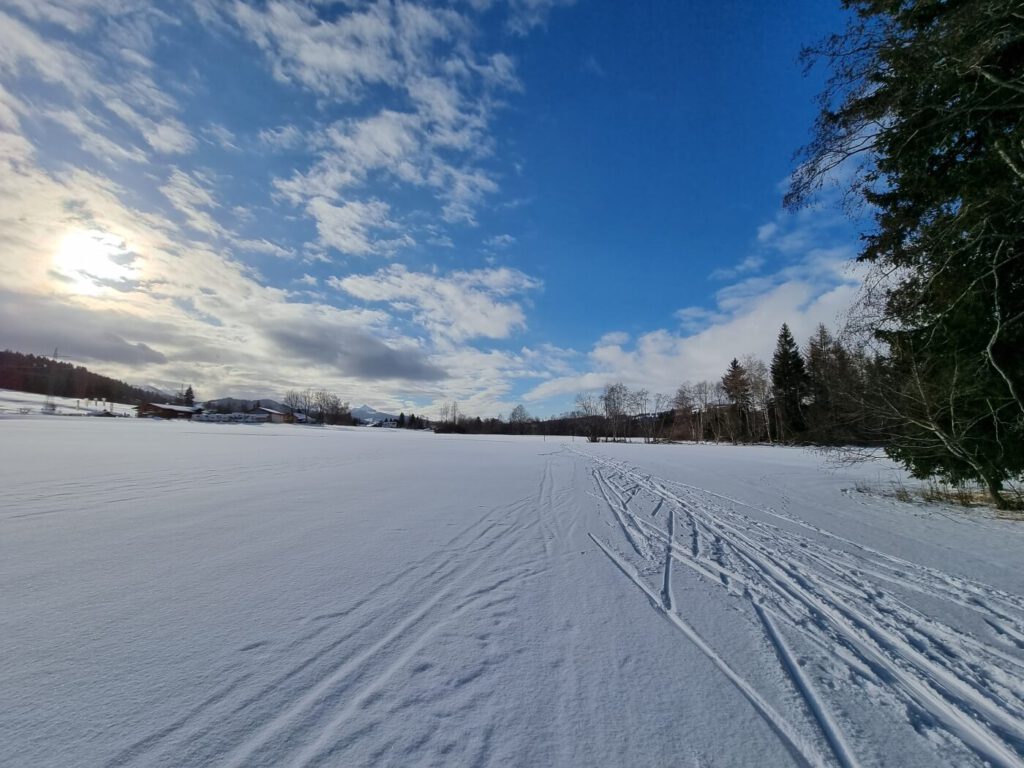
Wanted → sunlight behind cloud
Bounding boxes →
[52,229,138,296]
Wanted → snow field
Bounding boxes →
[0,387,137,417]
[1,417,1022,767]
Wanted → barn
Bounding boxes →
[253,406,287,424]
[136,403,202,419]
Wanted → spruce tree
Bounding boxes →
[805,325,837,442]
[771,324,808,441]
[721,358,752,442]
[790,0,1024,506]
[721,358,751,408]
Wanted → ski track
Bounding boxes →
[575,447,1024,768]
[105,486,548,768]
[6,426,1023,768]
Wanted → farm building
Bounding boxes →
[136,403,202,419]
[251,406,288,424]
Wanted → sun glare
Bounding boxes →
[52,229,137,295]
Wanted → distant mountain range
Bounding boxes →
[351,404,397,423]
[141,386,175,401]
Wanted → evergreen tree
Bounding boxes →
[721,358,751,442]
[805,325,837,441]
[721,358,751,409]
[397,412,406,428]
[790,0,1024,506]
[771,324,809,441]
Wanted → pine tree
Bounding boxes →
[771,324,808,441]
[397,412,406,428]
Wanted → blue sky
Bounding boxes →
[0,0,864,417]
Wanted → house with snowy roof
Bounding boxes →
[136,403,202,419]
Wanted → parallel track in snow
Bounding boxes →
[576,448,1024,768]
[106,489,547,768]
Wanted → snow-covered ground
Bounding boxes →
[1,418,1022,767]
[0,387,137,417]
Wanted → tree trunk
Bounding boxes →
[982,473,1011,510]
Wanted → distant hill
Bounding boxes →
[351,404,397,423]
[202,397,289,414]
[145,386,176,401]
[0,349,164,404]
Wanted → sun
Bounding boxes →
[52,229,137,295]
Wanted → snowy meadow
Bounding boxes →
[2,417,1023,767]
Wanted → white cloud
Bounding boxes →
[521,201,865,407]
[160,168,222,237]
[709,254,764,281]
[233,0,520,253]
[233,238,295,259]
[756,221,778,242]
[0,11,83,86]
[44,107,148,164]
[502,0,577,35]
[0,83,23,129]
[258,124,305,150]
[331,264,541,341]
[524,279,859,404]
[307,197,414,257]
[202,123,239,151]
[0,7,197,159]
[136,114,196,155]
[484,233,516,249]
[232,0,437,99]
[1,0,114,34]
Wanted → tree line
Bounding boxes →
[667,323,882,446]
[0,349,162,405]
[395,413,429,430]
[282,389,357,426]
[563,322,883,447]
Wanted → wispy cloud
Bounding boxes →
[160,168,223,237]
[331,264,541,341]
[522,201,864,406]
[0,0,564,412]
[228,0,519,252]
[258,124,304,150]
[307,197,413,258]
[484,233,516,249]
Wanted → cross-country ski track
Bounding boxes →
[1,418,1022,767]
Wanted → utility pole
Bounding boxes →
[42,347,69,414]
